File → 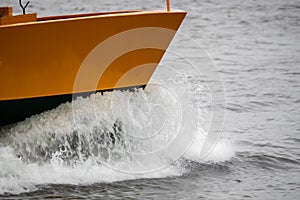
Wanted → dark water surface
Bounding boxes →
[0,0,299,199]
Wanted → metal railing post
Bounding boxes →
[166,0,170,11]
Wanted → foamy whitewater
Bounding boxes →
[1,0,299,199]
[0,75,234,195]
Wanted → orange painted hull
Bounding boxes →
[0,10,186,101]
[0,10,186,125]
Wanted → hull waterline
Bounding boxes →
[0,10,186,126]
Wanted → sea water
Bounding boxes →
[0,0,299,199]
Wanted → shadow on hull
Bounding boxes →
[0,85,145,126]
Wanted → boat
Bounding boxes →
[0,0,186,126]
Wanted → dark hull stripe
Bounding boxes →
[0,85,146,126]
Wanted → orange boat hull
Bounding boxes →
[0,10,186,125]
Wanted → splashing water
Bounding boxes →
[0,74,234,195]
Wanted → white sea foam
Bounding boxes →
[0,76,234,195]
[184,134,235,163]
[0,145,184,195]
